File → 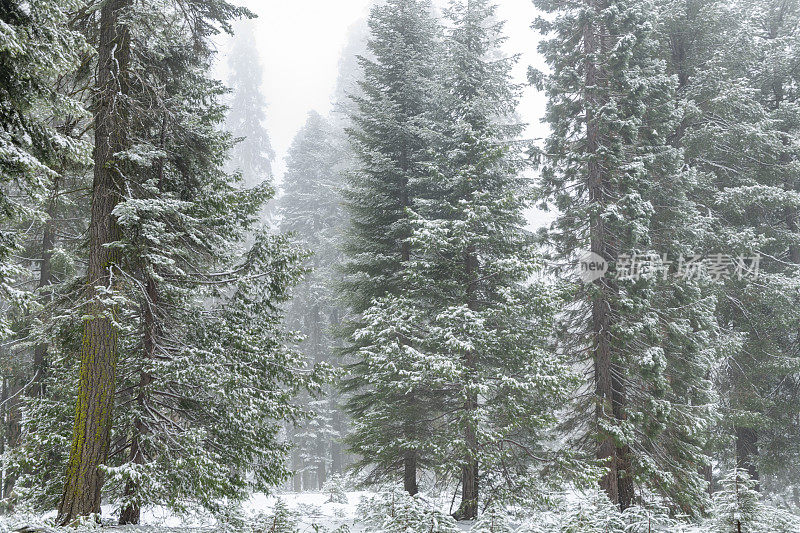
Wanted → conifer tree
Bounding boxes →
[0,0,88,336]
[226,19,275,190]
[38,0,319,524]
[377,0,572,517]
[673,0,800,496]
[57,0,134,522]
[340,0,442,496]
[280,111,350,490]
[0,0,91,507]
[534,0,717,512]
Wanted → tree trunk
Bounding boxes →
[735,426,759,486]
[119,277,157,525]
[455,248,479,520]
[118,417,144,525]
[57,0,131,524]
[701,462,713,497]
[403,451,418,496]
[291,426,302,492]
[317,459,327,491]
[454,426,478,520]
[584,0,631,509]
[32,176,58,398]
[331,409,343,475]
[612,373,634,510]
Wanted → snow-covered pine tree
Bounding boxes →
[340,0,443,496]
[280,111,350,490]
[225,19,275,191]
[0,0,88,336]
[721,0,800,497]
[0,0,92,507]
[654,0,739,495]
[676,0,800,497]
[105,2,321,523]
[364,0,573,518]
[10,0,321,524]
[534,0,717,513]
[56,0,136,522]
[331,12,372,124]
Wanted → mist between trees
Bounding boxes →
[0,0,799,531]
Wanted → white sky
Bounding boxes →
[220,0,548,181]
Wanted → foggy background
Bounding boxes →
[216,0,548,189]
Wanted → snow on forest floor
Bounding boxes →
[4,488,799,532]
[0,491,472,532]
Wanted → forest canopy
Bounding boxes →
[0,0,799,532]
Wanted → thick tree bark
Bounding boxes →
[585,0,632,510]
[403,450,418,496]
[612,373,634,509]
[454,419,478,520]
[57,0,131,524]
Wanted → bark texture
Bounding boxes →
[455,248,479,520]
[403,451,418,496]
[585,0,633,509]
[57,0,131,524]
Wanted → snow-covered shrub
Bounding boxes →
[706,469,800,533]
[707,469,759,533]
[470,504,515,533]
[357,490,460,533]
[323,473,349,504]
[311,524,351,533]
[619,504,687,533]
[521,489,625,533]
[517,489,689,533]
[297,502,323,518]
[250,498,300,533]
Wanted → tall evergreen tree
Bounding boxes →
[394,0,571,517]
[340,0,442,496]
[57,0,134,522]
[0,0,91,508]
[534,0,717,513]
[225,19,275,190]
[42,0,319,524]
[672,0,800,497]
[280,111,350,491]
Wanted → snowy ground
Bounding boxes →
[0,491,472,532]
[5,489,796,532]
